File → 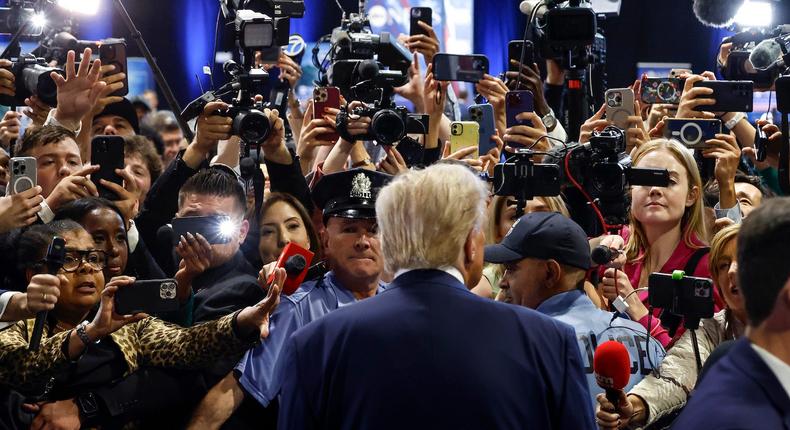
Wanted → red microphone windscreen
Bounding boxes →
[593,340,631,391]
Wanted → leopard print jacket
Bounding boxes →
[0,312,257,392]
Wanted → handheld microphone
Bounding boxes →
[29,236,66,351]
[593,340,632,407]
[591,245,621,266]
[268,242,314,295]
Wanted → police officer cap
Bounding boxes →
[312,168,393,220]
[484,211,591,270]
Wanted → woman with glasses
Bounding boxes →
[0,220,284,429]
[54,197,165,281]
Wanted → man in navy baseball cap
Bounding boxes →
[484,211,665,406]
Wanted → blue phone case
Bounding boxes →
[505,90,534,129]
[468,103,497,156]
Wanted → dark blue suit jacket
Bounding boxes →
[276,269,595,430]
[672,338,790,429]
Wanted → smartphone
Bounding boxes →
[648,272,714,320]
[508,40,535,72]
[449,121,480,158]
[692,80,753,113]
[604,88,635,130]
[395,136,424,168]
[663,118,722,150]
[432,54,489,83]
[641,77,684,105]
[9,157,36,195]
[468,103,497,156]
[90,136,125,200]
[505,90,534,131]
[99,39,128,97]
[258,46,281,65]
[410,7,432,36]
[114,279,180,315]
[313,87,341,142]
[171,215,235,245]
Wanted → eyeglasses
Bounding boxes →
[38,250,108,273]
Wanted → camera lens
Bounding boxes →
[371,109,406,145]
[680,122,702,146]
[233,109,271,144]
[657,82,676,101]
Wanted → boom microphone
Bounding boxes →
[692,0,745,28]
[749,38,785,71]
[593,340,632,406]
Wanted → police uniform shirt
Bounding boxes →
[235,271,387,407]
[536,289,667,407]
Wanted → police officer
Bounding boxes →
[188,168,392,429]
[484,211,666,406]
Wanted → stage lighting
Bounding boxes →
[56,0,101,16]
[734,0,772,28]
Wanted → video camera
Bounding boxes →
[182,60,273,148]
[492,127,669,225]
[0,53,63,107]
[648,270,715,337]
[319,13,412,101]
[722,25,790,91]
[566,127,670,226]
[530,0,605,69]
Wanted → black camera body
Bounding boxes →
[566,127,669,226]
[648,271,715,336]
[182,61,273,147]
[335,104,429,146]
[0,54,63,107]
[534,3,603,70]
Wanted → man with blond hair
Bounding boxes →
[276,163,595,430]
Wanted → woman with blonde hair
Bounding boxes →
[595,138,727,348]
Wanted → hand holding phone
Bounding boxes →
[91,136,125,200]
[410,7,432,36]
[433,54,489,83]
[505,90,534,130]
[313,87,341,141]
[469,104,497,156]
[114,279,180,315]
[9,157,36,195]
[449,121,480,157]
[171,215,236,245]
[605,88,635,130]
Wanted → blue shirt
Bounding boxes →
[236,271,386,407]
[536,290,666,407]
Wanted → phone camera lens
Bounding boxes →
[20,165,25,172]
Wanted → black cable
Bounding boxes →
[516,0,543,90]
[691,329,703,375]
[210,7,221,87]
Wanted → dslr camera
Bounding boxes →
[0,54,64,107]
[182,60,273,147]
[335,102,429,146]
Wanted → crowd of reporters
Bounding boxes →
[0,6,786,430]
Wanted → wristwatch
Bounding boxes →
[541,109,558,131]
[77,392,100,422]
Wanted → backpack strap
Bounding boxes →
[684,247,710,276]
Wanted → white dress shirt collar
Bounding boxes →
[751,343,790,400]
[393,266,465,286]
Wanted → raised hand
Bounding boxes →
[22,96,51,127]
[52,48,106,126]
[236,267,284,339]
[580,104,610,143]
[45,165,100,211]
[0,185,43,233]
[0,110,21,148]
[86,276,148,340]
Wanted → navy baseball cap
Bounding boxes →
[484,212,591,270]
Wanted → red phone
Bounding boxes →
[313,87,341,142]
[268,242,315,295]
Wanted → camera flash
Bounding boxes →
[218,219,238,239]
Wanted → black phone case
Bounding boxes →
[91,136,125,200]
[410,7,432,36]
[115,279,179,315]
[171,216,233,244]
[693,80,753,113]
[508,40,535,72]
[100,41,128,97]
[432,54,489,83]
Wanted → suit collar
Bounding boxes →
[389,268,470,293]
[732,338,790,422]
